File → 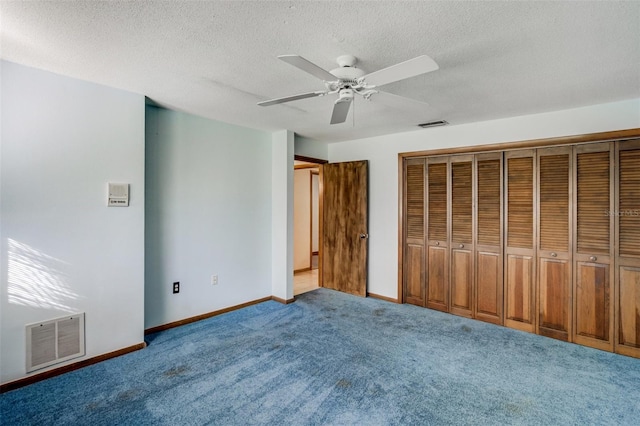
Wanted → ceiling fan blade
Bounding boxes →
[330,99,352,124]
[361,55,439,88]
[258,91,326,107]
[373,90,430,110]
[278,55,337,81]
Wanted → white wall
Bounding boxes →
[145,106,273,329]
[271,130,294,301]
[329,99,640,300]
[294,169,311,271]
[0,61,145,384]
[294,134,328,160]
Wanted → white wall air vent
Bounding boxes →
[26,313,85,373]
[418,120,449,128]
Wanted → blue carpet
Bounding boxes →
[2,288,639,425]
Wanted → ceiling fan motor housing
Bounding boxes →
[330,66,366,81]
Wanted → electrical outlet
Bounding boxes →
[173,282,180,294]
[211,275,218,285]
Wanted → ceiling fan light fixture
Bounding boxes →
[337,88,354,102]
[418,120,449,128]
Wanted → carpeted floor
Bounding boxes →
[2,288,639,425]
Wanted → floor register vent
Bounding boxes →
[26,313,85,373]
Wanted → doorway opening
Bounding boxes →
[293,155,326,295]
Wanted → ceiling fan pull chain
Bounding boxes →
[353,97,356,128]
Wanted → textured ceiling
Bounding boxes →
[2,1,639,142]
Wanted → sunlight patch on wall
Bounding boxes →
[7,238,79,311]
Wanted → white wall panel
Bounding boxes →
[329,99,640,299]
[1,61,145,384]
[145,106,274,328]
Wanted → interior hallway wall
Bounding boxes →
[311,173,319,254]
[293,169,312,271]
[294,135,328,161]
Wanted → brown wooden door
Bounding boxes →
[504,150,536,333]
[474,152,503,325]
[537,146,572,341]
[426,157,449,312]
[403,158,426,306]
[450,155,474,318]
[573,142,614,351]
[615,139,640,358]
[321,160,368,297]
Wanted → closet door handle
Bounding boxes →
[551,252,557,257]
[589,256,597,262]
[459,244,464,249]
[435,241,439,246]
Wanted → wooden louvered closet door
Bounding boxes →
[474,153,503,325]
[537,147,572,341]
[573,142,615,351]
[403,158,426,306]
[504,150,536,333]
[450,155,474,318]
[426,157,449,312]
[615,139,640,358]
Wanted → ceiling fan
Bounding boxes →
[258,54,439,125]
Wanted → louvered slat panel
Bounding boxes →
[451,162,472,242]
[507,157,534,248]
[477,159,501,246]
[619,149,640,257]
[428,163,447,241]
[577,151,610,254]
[406,163,425,239]
[539,154,569,251]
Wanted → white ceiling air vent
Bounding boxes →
[26,313,85,373]
[418,120,449,128]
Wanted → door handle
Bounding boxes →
[459,244,464,248]
[359,233,369,239]
[551,252,557,257]
[589,256,597,261]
